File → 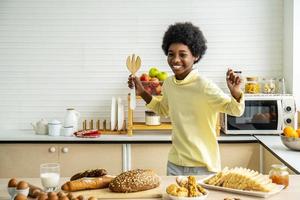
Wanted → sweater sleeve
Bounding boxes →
[205,80,245,116]
[146,88,169,117]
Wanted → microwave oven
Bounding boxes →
[221,94,296,134]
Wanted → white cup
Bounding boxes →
[61,126,74,137]
[48,120,62,136]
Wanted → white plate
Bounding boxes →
[110,97,117,131]
[117,97,124,130]
[199,174,285,198]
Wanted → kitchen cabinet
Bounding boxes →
[130,143,260,175]
[262,148,295,175]
[0,144,123,178]
[131,144,171,175]
[0,144,58,178]
[219,143,260,171]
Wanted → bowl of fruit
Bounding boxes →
[281,126,300,151]
[139,67,169,96]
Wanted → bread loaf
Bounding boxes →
[70,169,107,181]
[61,175,114,192]
[109,169,161,193]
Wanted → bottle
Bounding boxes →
[262,77,276,94]
[277,78,286,94]
[245,77,260,94]
[64,108,81,132]
[269,164,289,188]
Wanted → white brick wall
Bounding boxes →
[0,0,284,130]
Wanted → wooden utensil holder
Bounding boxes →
[82,119,127,135]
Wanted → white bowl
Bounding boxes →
[167,192,208,200]
[280,134,300,151]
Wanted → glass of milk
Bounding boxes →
[40,163,60,192]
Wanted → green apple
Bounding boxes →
[157,71,168,81]
[149,67,160,78]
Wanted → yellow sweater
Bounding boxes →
[146,70,245,172]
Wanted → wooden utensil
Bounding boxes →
[126,54,141,110]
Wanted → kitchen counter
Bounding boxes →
[0,130,257,143]
[255,135,300,174]
[1,176,300,200]
[1,130,300,175]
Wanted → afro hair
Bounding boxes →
[162,22,207,64]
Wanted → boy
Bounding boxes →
[128,22,244,175]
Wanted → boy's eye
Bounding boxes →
[180,53,188,58]
[167,53,174,57]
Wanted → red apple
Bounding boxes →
[144,86,153,94]
[140,73,150,81]
[150,77,160,87]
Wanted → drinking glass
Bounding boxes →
[40,163,60,192]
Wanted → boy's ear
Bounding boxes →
[194,56,200,62]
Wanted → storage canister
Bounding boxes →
[269,164,289,188]
[245,77,260,94]
[145,111,161,126]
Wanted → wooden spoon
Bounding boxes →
[126,54,141,109]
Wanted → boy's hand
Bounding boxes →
[226,69,242,102]
[127,75,145,96]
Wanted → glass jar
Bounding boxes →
[245,77,260,94]
[277,78,286,94]
[145,111,161,125]
[262,78,276,94]
[269,164,289,188]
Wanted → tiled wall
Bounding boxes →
[0,0,284,130]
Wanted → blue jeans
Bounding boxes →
[167,161,213,176]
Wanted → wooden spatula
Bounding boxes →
[126,54,141,110]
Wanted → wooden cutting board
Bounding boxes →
[71,187,163,199]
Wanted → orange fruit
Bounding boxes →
[296,129,300,138]
[283,126,294,137]
[283,126,299,138]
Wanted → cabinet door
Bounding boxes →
[131,144,171,175]
[219,143,260,171]
[0,144,59,178]
[59,144,123,177]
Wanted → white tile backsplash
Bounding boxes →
[0,0,284,130]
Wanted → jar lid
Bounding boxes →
[145,111,158,116]
[246,77,258,81]
[67,108,75,110]
[271,164,288,171]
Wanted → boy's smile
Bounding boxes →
[167,43,199,80]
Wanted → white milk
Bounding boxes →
[41,172,60,188]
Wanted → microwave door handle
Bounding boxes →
[277,100,283,130]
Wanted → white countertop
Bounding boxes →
[255,135,300,174]
[0,130,256,142]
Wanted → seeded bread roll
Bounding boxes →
[109,169,161,193]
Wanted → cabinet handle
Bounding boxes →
[61,147,69,153]
[49,146,56,153]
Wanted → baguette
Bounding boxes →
[61,175,114,192]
